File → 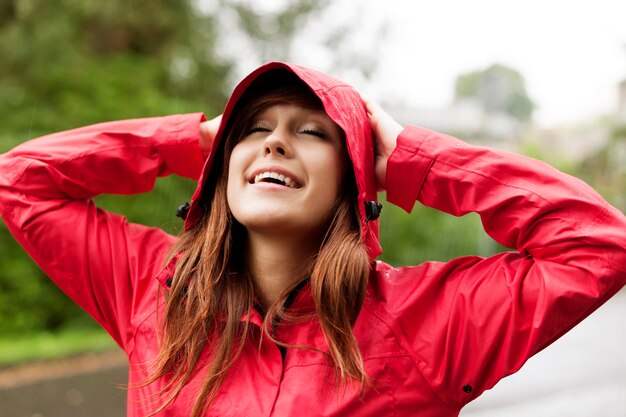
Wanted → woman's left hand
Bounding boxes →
[362,97,403,191]
[199,114,222,159]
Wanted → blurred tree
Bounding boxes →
[0,0,229,335]
[577,124,626,212]
[0,0,343,336]
[222,0,326,62]
[0,0,230,142]
[212,0,386,85]
[454,64,535,121]
[378,196,504,267]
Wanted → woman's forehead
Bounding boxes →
[252,103,331,120]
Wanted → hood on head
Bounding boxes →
[184,62,382,260]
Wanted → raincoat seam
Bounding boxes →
[446,266,487,403]
[172,113,200,144]
[281,352,411,373]
[395,128,561,212]
[516,258,616,363]
[1,158,36,201]
[128,301,164,358]
[423,155,555,206]
[20,134,195,169]
[396,129,432,156]
[362,303,458,409]
[313,84,353,94]
[586,208,626,274]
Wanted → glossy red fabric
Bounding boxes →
[1,63,625,416]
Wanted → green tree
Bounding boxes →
[0,0,230,142]
[378,197,504,267]
[212,0,385,83]
[454,63,534,121]
[0,0,339,337]
[222,0,328,62]
[0,0,229,336]
[577,124,626,212]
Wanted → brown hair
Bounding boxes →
[143,70,371,416]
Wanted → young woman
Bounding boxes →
[1,62,625,417]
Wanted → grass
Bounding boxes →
[0,327,118,367]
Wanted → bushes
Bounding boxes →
[378,196,502,267]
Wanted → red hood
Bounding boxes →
[184,62,381,260]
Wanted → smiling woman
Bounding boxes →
[144,72,370,414]
[0,62,625,417]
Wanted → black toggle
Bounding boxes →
[365,201,383,222]
[165,276,173,288]
[176,202,190,220]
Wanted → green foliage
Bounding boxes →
[454,64,534,121]
[0,0,230,139]
[378,196,503,267]
[228,0,328,61]
[0,327,116,366]
[0,0,230,337]
[612,124,626,140]
[575,125,626,212]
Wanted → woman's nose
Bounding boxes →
[265,142,286,156]
[263,130,290,157]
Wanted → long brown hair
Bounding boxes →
[144,71,371,416]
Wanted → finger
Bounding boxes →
[359,93,378,117]
[207,114,222,135]
[200,115,223,139]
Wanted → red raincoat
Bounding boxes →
[1,62,625,416]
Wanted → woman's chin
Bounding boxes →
[236,212,326,239]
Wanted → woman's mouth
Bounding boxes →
[251,171,302,189]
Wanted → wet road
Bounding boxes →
[1,291,624,417]
[0,364,127,417]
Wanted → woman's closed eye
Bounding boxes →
[246,125,271,135]
[300,128,327,139]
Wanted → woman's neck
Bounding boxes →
[245,230,321,308]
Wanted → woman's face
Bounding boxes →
[226,103,346,239]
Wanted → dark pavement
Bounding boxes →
[0,364,127,417]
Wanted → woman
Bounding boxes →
[0,62,624,417]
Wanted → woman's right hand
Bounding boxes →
[362,97,403,191]
[199,114,222,159]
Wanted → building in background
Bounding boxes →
[386,98,528,153]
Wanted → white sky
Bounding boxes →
[285,0,626,128]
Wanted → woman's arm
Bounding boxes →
[366,100,626,407]
[0,113,206,351]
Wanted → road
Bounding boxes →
[0,291,624,417]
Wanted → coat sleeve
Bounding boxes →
[382,125,626,408]
[0,113,206,351]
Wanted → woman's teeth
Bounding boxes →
[254,171,299,188]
